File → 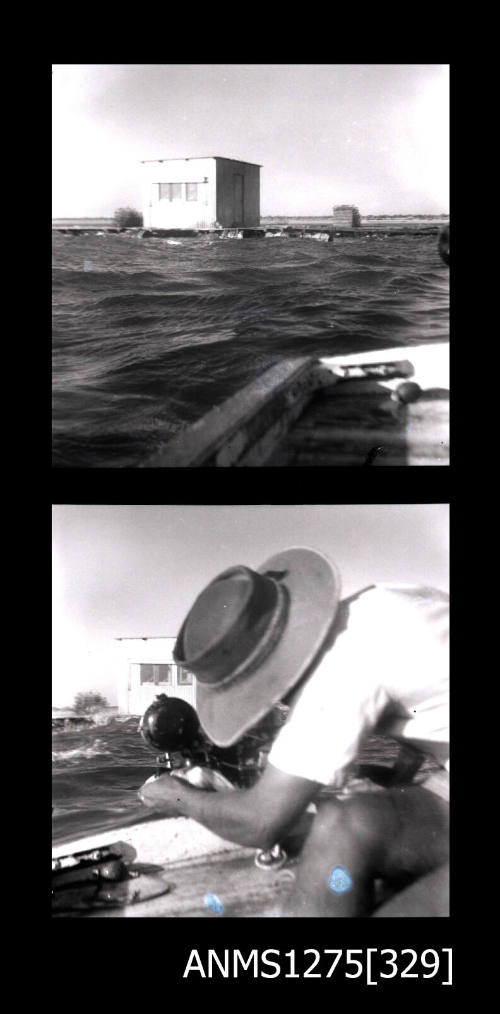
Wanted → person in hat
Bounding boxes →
[139,548,449,917]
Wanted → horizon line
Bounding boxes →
[52,212,450,221]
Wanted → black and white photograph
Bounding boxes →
[52,64,449,468]
[52,504,449,922]
[50,58,455,987]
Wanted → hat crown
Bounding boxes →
[183,566,255,659]
[174,565,288,685]
[173,548,341,747]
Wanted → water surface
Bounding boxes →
[52,233,449,467]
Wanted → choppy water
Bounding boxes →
[52,717,160,845]
[52,232,449,467]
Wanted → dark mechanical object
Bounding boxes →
[139,695,292,870]
[138,693,289,788]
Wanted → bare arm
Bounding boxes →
[139,762,320,850]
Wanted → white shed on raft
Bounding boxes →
[115,636,196,715]
[140,156,262,230]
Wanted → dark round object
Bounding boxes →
[438,225,449,265]
[396,381,422,404]
[139,694,201,752]
[98,860,128,882]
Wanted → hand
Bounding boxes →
[138,772,184,815]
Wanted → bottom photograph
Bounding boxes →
[52,504,449,919]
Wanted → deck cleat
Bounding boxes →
[255,843,288,871]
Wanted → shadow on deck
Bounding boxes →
[265,379,449,466]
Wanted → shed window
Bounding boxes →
[177,666,194,685]
[158,183,182,201]
[140,664,173,684]
[186,183,198,201]
[157,664,173,684]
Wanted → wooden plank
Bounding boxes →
[266,391,448,467]
[142,344,448,467]
[144,358,335,467]
[405,399,449,464]
[263,345,449,465]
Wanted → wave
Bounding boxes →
[52,738,112,764]
[52,232,448,467]
[88,713,138,727]
[53,268,170,286]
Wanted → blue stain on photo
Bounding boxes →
[203,892,224,915]
[83,260,92,271]
[328,866,352,894]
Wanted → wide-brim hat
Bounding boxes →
[174,547,341,746]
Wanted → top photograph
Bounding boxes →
[52,64,449,468]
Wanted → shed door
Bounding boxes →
[233,174,244,225]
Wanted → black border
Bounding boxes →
[50,48,460,994]
[50,503,455,988]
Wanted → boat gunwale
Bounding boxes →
[143,342,449,468]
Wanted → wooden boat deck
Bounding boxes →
[144,343,449,467]
[67,848,293,919]
[52,819,295,918]
[53,839,447,919]
[265,377,449,466]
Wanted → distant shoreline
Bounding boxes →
[52,215,448,239]
[264,215,449,222]
[53,214,449,228]
[262,216,448,231]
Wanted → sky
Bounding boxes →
[52,505,449,707]
[52,64,449,218]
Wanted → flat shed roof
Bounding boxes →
[115,635,175,640]
[140,156,262,166]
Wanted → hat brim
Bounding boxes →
[196,547,341,747]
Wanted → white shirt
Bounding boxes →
[268,584,449,787]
